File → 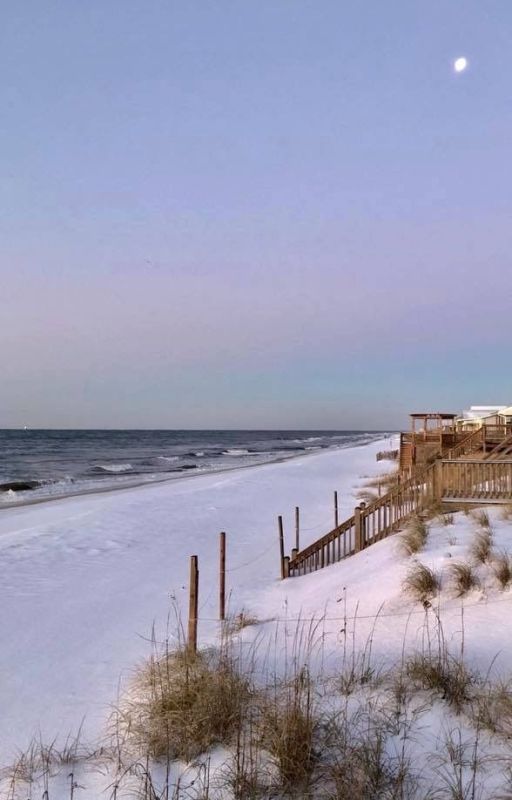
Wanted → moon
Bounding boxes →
[454,57,468,73]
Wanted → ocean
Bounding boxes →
[0,429,390,506]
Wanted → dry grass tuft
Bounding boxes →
[124,644,252,761]
[448,561,479,597]
[326,723,412,800]
[398,516,429,557]
[259,668,317,790]
[406,652,475,712]
[441,513,455,526]
[357,488,378,505]
[220,718,269,800]
[422,499,444,521]
[470,529,493,564]
[339,654,383,696]
[224,611,260,635]
[364,470,400,494]
[475,680,512,738]
[402,562,440,603]
[500,504,512,521]
[491,551,512,589]
[472,509,492,530]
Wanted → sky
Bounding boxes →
[1,1,512,429]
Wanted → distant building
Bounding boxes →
[498,406,512,424]
[458,405,508,430]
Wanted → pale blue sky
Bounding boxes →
[2,2,511,428]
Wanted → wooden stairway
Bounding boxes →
[484,433,512,460]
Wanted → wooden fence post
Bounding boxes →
[283,556,290,578]
[188,555,199,655]
[334,491,339,527]
[278,515,285,579]
[295,506,300,552]
[432,460,442,502]
[354,502,366,552]
[219,531,226,621]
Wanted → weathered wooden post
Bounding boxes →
[188,555,199,655]
[278,515,285,579]
[295,506,300,552]
[283,555,290,578]
[431,459,442,503]
[334,491,339,527]
[354,502,366,552]
[219,531,226,621]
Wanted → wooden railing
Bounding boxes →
[483,424,512,446]
[441,459,512,501]
[287,462,437,577]
[484,433,512,460]
[447,427,484,459]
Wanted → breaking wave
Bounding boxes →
[93,463,133,474]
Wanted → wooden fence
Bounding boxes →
[286,459,512,577]
[287,462,437,577]
[376,449,399,462]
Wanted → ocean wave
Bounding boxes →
[93,463,133,474]
[0,430,384,506]
[0,479,42,493]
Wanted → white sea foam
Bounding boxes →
[95,463,133,473]
[223,449,250,456]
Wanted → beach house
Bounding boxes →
[457,405,509,431]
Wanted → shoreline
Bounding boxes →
[0,433,393,513]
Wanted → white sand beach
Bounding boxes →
[0,436,392,758]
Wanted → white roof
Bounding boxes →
[469,405,507,412]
